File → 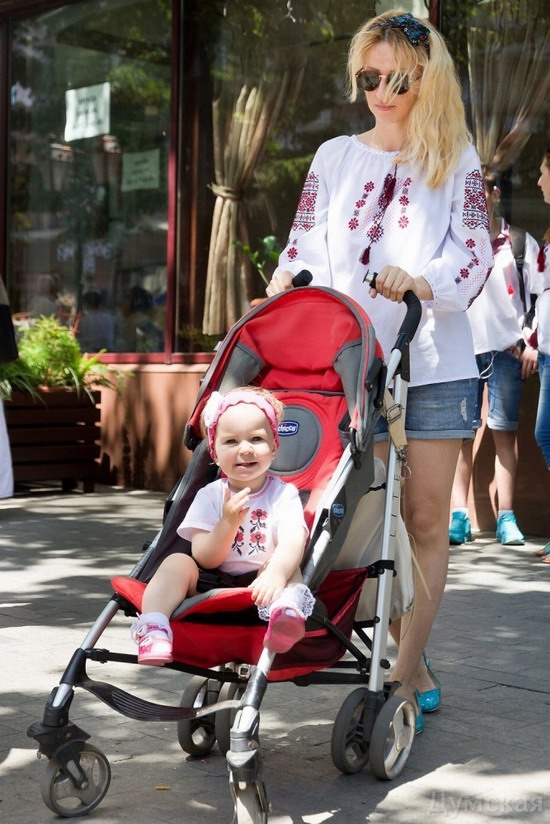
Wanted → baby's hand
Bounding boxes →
[222,486,250,525]
[249,568,286,607]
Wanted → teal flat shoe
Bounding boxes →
[449,510,472,545]
[414,692,424,735]
[418,686,441,713]
[418,653,441,714]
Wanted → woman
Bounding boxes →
[533,150,550,561]
[266,10,492,730]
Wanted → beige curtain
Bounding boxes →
[202,72,291,335]
[467,0,550,171]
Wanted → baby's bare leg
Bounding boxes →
[142,553,200,619]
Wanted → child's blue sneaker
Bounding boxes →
[496,512,524,546]
[449,511,472,545]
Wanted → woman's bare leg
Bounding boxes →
[390,438,462,700]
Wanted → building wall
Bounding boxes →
[98,364,207,492]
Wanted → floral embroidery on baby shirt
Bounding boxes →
[247,508,267,556]
[462,170,488,230]
[233,526,245,556]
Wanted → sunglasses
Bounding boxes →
[355,69,411,95]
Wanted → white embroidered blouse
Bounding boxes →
[535,243,550,356]
[274,135,493,387]
[466,219,541,354]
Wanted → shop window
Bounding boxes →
[8,0,171,354]
[442,0,549,243]
[177,0,423,348]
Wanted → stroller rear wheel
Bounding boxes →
[369,694,415,780]
[331,688,370,774]
[40,741,111,817]
[177,675,219,756]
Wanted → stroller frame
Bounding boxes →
[27,286,421,822]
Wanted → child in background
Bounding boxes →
[131,386,314,664]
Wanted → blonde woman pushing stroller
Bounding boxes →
[131,387,314,664]
[267,9,493,731]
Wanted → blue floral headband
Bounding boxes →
[370,12,430,51]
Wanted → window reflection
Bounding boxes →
[9,0,171,353]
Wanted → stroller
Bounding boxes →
[27,282,421,822]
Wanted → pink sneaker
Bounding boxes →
[264,606,305,654]
[131,622,173,666]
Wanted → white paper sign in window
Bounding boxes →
[65,82,110,142]
[121,149,160,192]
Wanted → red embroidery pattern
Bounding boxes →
[233,527,245,556]
[247,508,267,556]
[291,172,319,231]
[397,177,411,229]
[463,170,489,230]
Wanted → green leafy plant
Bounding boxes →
[0,316,127,402]
[234,234,283,285]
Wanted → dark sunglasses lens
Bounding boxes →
[396,75,410,94]
[357,70,380,92]
[357,70,410,94]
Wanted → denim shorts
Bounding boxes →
[474,350,523,432]
[374,378,478,441]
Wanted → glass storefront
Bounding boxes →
[8,0,171,354]
[3,0,548,356]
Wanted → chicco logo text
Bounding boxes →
[278,420,299,436]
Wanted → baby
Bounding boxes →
[131,386,314,664]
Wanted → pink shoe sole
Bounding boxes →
[264,606,305,654]
[137,639,173,666]
[138,651,173,666]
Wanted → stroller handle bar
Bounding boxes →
[291,269,313,288]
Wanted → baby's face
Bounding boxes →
[214,403,277,491]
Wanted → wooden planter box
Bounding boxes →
[4,389,101,493]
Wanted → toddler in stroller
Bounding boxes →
[27,283,421,822]
[132,385,314,664]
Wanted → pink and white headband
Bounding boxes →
[203,390,280,457]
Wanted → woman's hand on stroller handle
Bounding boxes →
[369,271,422,353]
[266,269,312,296]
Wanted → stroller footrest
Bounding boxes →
[79,677,238,722]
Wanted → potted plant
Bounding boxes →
[0,316,126,492]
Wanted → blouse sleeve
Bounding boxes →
[419,146,493,312]
[273,146,334,286]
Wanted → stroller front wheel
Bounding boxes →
[233,783,268,824]
[40,742,111,817]
[369,694,416,780]
[331,688,370,774]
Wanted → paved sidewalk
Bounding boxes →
[1,485,550,824]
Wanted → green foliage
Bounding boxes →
[234,235,283,285]
[0,316,127,402]
[179,324,221,352]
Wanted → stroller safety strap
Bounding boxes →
[383,388,407,452]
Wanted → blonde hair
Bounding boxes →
[347,8,470,188]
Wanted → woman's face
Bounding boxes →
[359,41,418,128]
[537,158,550,205]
